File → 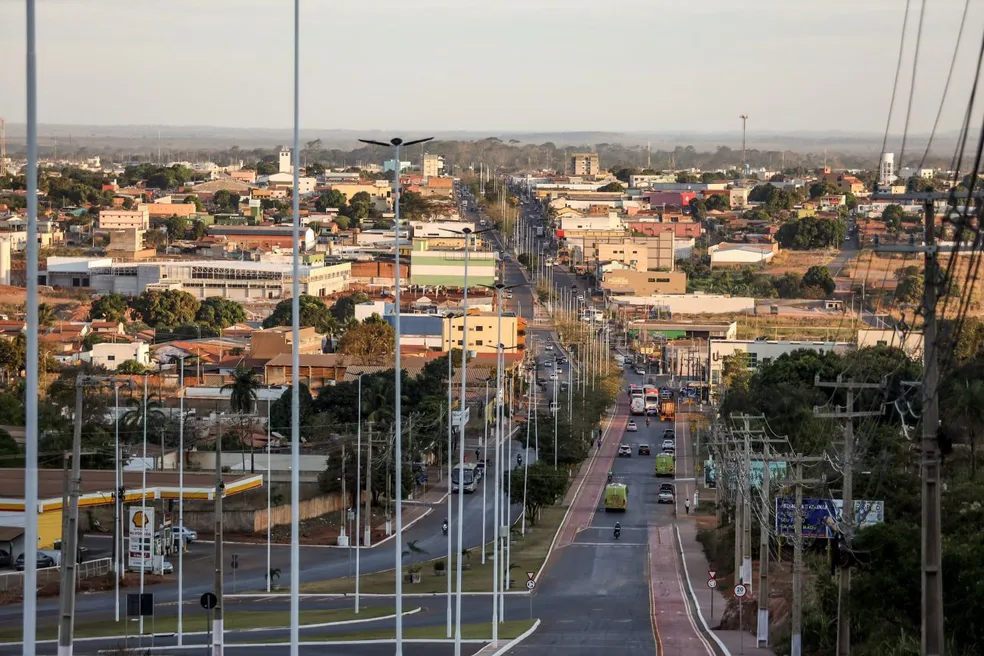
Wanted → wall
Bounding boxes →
[601,271,687,296]
[178,491,359,534]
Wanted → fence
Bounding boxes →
[0,557,112,593]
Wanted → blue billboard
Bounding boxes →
[775,497,885,538]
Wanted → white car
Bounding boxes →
[175,526,198,544]
[626,421,638,432]
[544,345,554,351]
[661,439,676,452]
[617,445,633,457]
[549,372,559,381]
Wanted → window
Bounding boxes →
[107,355,116,361]
[474,325,483,332]
[475,340,484,346]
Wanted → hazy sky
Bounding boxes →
[1,0,982,133]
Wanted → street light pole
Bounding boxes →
[355,373,364,613]
[443,311,455,638]
[481,379,489,565]
[358,136,432,656]
[289,2,302,654]
[177,358,186,644]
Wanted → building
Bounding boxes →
[263,173,316,194]
[422,153,444,178]
[708,243,778,268]
[208,225,317,251]
[601,270,687,295]
[708,339,853,386]
[263,353,347,390]
[278,147,292,174]
[879,153,895,187]
[409,247,497,287]
[80,341,150,370]
[646,191,697,209]
[729,187,750,209]
[440,312,522,354]
[611,293,755,316]
[0,468,262,550]
[594,242,650,271]
[820,171,866,195]
[139,202,198,219]
[45,257,351,300]
[567,153,601,177]
[250,326,325,359]
[856,328,923,359]
[329,182,392,212]
[560,213,623,232]
[99,208,150,231]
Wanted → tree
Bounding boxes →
[270,384,318,441]
[399,191,432,221]
[802,265,836,296]
[130,289,200,327]
[119,393,167,444]
[212,189,241,212]
[163,216,188,240]
[196,297,247,329]
[704,193,730,212]
[116,360,147,375]
[222,365,261,415]
[38,303,55,327]
[329,293,370,323]
[942,376,984,479]
[348,191,374,221]
[190,220,208,240]
[89,294,129,323]
[894,266,923,305]
[315,189,349,214]
[775,272,802,299]
[334,216,351,230]
[509,462,567,526]
[721,352,752,394]
[776,217,845,249]
[262,295,332,333]
[883,204,905,232]
[183,195,203,212]
[676,172,699,184]
[808,181,838,198]
[596,182,624,193]
[337,317,395,365]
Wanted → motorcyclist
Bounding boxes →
[614,522,621,540]
[517,453,523,467]
[646,416,650,427]
[607,470,613,483]
[442,518,448,536]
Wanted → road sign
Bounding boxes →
[526,571,536,581]
[526,580,536,590]
[708,570,717,579]
[200,592,217,610]
[452,407,471,427]
[231,554,239,570]
[734,584,747,598]
[707,579,717,589]
[126,593,154,617]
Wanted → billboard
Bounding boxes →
[775,497,885,538]
[702,459,786,489]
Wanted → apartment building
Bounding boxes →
[601,270,687,295]
[567,153,601,177]
[441,313,522,354]
[594,242,649,271]
[99,208,150,231]
[422,153,444,178]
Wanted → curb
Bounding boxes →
[674,524,731,656]
[485,618,542,656]
[227,591,530,599]
[10,607,422,648]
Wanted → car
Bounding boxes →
[662,429,675,440]
[626,420,638,432]
[549,372,558,381]
[544,344,554,351]
[658,483,675,504]
[174,526,198,544]
[556,356,567,364]
[638,444,651,455]
[660,388,672,399]
[15,552,55,571]
[0,551,10,568]
[617,445,632,457]
[661,439,676,452]
[634,367,646,375]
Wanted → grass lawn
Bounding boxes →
[0,606,401,643]
[298,505,567,594]
[239,619,537,643]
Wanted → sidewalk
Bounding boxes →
[675,519,775,656]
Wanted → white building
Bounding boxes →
[81,341,151,371]
[560,213,624,232]
[879,153,896,187]
[263,172,316,194]
[708,339,852,386]
[278,147,292,174]
[409,220,477,239]
[708,243,777,268]
[99,208,150,231]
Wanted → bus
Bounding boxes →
[630,396,646,415]
[452,463,478,493]
[604,483,628,512]
[655,453,675,477]
[644,385,660,415]
[628,384,643,398]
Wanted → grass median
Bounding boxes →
[236,619,537,643]
[0,606,403,643]
[298,505,566,594]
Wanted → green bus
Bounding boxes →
[604,483,628,512]
[654,453,675,477]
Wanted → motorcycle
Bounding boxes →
[607,471,613,484]
[442,519,448,536]
[614,523,621,540]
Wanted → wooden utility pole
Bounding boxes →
[814,376,883,656]
[789,454,825,656]
[871,192,960,655]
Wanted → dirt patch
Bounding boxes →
[207,505,429,546]
[0,572,165,605]
[767,249,840,276]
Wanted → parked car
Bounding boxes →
[174,526,198,544]
[617,444,632,457]
[634,367,646,375]
[0,551,10,568]
[15,552,55,571]
[626,420,638,432]
[638,444,651,456]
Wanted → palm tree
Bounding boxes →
[37,303,55,328]
[946,378,984,479]
[402,539,428,580]
[119,394,166,443]
[222,365,262,472]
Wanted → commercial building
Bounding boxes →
[567,153,601,177]
[140,202,198,219]
[601,270,687,295]
[44,257,351,300]
[250,326,325,359]
[708,243,778,268]
[99,208,150,231]
[207,225,317,251]
[441,312,523,354]
[409,247,497,287]
[707,339,853,385]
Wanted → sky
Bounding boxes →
[1,0,983,134]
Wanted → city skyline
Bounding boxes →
[1,0,982,134]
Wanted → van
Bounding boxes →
[604,483,628,512]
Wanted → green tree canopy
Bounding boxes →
[802,265,835,296]
[89,294,129,323]
[262,295,333,333]
[131,290,200,327]
[196,297,247,329]
[596,182,625,193]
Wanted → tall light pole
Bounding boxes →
[359,136,433,655]
[289,3,302,654]
[23,1,40,653]
[454,226,474,656]
[177,357,186,644]
[740,114,749,177]
[442,311,457,638]
[355,373,365,613]
[114,383,121,624]
[266,398,272,594]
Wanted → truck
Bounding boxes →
[654,453,675,477]
[660,399,676,422]
[604,483,628,512]
[630,396,646,416]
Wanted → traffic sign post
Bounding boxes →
[707,571,718,618]
[526,572,536,619]
[734,584,747,655]
[201,592,217,650]
[231,554,239,594]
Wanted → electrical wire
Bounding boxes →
[878,0,915,174]
[897,0,927,168]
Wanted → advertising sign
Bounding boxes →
[128,507,154,570]
[748,461,787,488]
[775,497,885,538]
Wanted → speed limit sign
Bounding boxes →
[734,584,747,598]
[707,578,717,589]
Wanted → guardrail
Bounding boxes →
[0,557,112,592]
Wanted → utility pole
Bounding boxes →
[814,376,883,656]
[789,454,825,656]
[871,192,965,656]
[213,414,224,656]
[57,375,85,655]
